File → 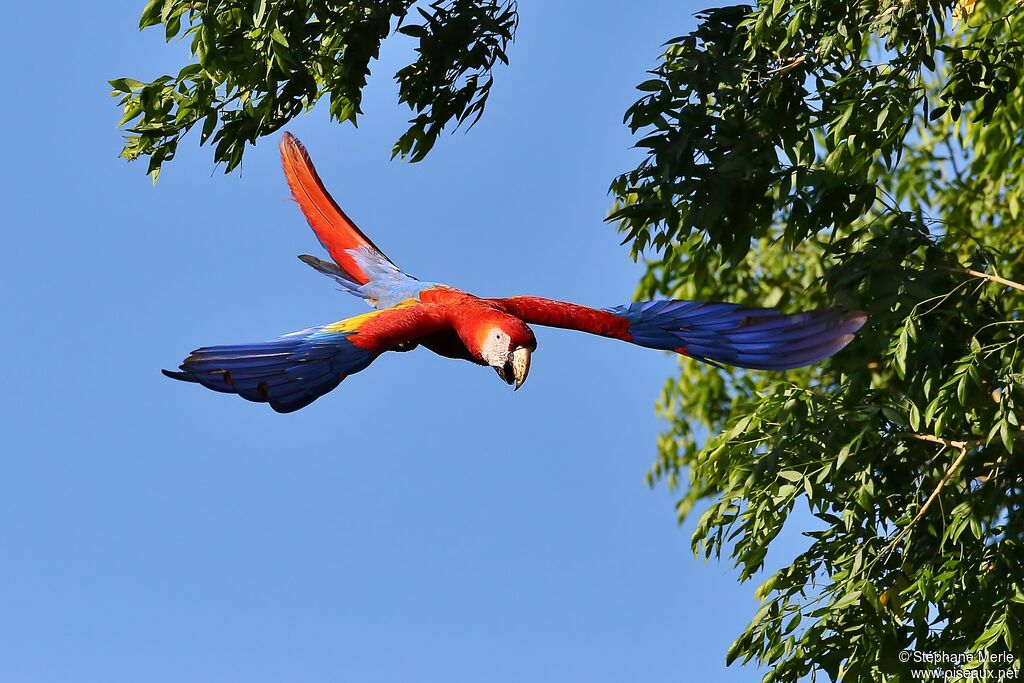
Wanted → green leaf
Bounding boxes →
[139,0,163,29]
[833,590,862,611]
[270,27,289,48]
[109,78,144,93]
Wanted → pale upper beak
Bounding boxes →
[510,346,531,391]
[494,346,532,391]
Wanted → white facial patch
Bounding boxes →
[481,328,512,366]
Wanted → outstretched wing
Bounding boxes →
[280,132,424,308]
[492,296,866,371]
[164,301,450,412]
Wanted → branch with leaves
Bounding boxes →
[111,0,517,179]
[616,0,1024,679]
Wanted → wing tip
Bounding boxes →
[670,306,868,371]
[844,311,868,333]
[279,131,315,181]
[279,130,301,155]
[162,368,193,382]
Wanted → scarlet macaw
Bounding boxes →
[164,133,867,413]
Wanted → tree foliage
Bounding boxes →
[611,1,1024,679]
[113,0,1024,679]
[110,0,516,179]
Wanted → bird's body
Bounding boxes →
[165,133,867,413]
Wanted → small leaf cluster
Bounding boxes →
[110,0,517,179]
[393,0,517,161]
[610,0,972,268]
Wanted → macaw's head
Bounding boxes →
[472,312,537,390]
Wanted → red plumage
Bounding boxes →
[491,296,632,341]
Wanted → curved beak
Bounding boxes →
[510,346,531,391]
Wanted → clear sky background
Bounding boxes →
[0,2,801,681]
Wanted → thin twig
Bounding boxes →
[884,438,972,558]
[943,137,964,180]
[964,268,1024,292]
[899,432,977,449]
[767,54,808,75]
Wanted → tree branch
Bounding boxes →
[898,432,978,449]
[767,54,808,76]
[885,438,972,558]
[943,137,964,180]
[964,268,1024,292]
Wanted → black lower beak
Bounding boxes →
[494,362,515,385]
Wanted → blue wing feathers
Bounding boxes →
[614,301,866,371]
[163,327,375,413]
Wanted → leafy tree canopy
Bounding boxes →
[111,0,516,179]
[114,0,1024,679]
[612,1,1024,679]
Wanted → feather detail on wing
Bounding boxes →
[164,300,451,412]
[279,132,392,282]
[493,296,866,371]
[163,327,374,413]
[281,133,426,307]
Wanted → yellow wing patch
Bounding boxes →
[322,299,420,334]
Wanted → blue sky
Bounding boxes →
[1,2,795,681]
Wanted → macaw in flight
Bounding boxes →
[164,133,867,413]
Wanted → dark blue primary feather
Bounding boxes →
[613,301,867,371]
[163,326,375,413]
